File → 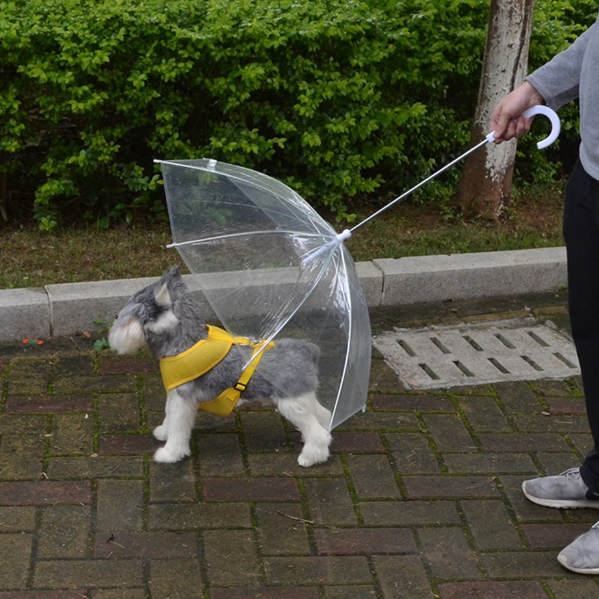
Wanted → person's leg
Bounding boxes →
[564,160,599,491]
[522,161,599,574]
[522,161,599,509]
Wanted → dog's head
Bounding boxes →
[108,266,188,355]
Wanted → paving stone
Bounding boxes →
[209,589,319,599]
[438,581,549,599]
[97,393,141,432]
[421,413,477,452]
[547,578,599,599]
[53,354,95,377]
[444,452,537,474]
[457,396,512,432]
[0,481,92,506]
[479,432,571,453]
[385,432,441,474]
[38,506,91,558]
[346,454,401,499]
[93,531,198,558]
[8,359,51,395]
[98,434,159,455]
[52,374,137,395]
[197,433,245,475]
[546,396,586,414]
[247,453,345,476]
[47,456,144,480]
[263,556,372,585]
[479,551,565,578]
[521,523,591,549]
[370,393,454,412]
[493,381,543,414]
[204,529,261,586]
[0,534,33,590]
[202,477,299,502]
[148,502,253,530]
[418,526,482,580]
[332,431,385,453]
[303,478,357,526]
[99,357,157,375]
[240,410,288,452]
[513,413,588,434]
[0,592,91,599]
[314,527,417,555]
[96,480,144,531]
[149,459,198,503]
[324,587,377,599]
[149,559,203,599]
[33,559,143,588]
[372,555,433,599]
[461,499,524,550]
[5,395,93,413]
[91,590,146,599]
[254,503,311,556]
[0,434,45,479]
[50,413,94,455]
[0,506,37,532]
[360,500,461,526]
[403,476,500,499]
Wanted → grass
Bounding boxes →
[0,185,565,290]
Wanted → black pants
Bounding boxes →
[564,160,599,492]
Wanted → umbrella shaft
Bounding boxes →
[350,136,491,235]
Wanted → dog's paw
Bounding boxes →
[153,425,168,442]
[153,446,190,463]
[298,443,330,468]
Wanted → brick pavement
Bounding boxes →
[1,291,599,598]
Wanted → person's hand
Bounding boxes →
[490,81,545,142]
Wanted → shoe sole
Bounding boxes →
[522,483,599,509]
[558,554,599,575]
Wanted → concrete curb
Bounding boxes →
[0,247,567,341]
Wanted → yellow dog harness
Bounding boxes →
[159,325,274,417]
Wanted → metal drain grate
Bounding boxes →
[373,319,580,390]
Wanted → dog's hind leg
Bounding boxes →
[154,389,197,463]
[277,392,332,467]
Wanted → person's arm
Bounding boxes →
[490,14,598,143]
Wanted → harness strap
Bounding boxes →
[159,325,275,417]
[199,339,275,416]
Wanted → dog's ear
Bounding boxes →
[154,282,172,307]
[163,265,181,283]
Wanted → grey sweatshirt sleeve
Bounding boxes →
[527,18,598,110]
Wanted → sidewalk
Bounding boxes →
[1,289,598,599]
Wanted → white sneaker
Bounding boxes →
[522,468,599,509]
[558,522,599,574]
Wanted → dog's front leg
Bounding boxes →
[154,389,196,463]
[153,395,171,442]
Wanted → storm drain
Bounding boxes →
[373,318,580,390]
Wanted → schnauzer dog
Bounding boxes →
[108,267,332,467]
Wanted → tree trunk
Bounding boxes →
[455,0,535,218]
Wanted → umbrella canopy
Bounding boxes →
[157,158,371,431]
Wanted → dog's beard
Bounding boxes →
[108,317,147,355]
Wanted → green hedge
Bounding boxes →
[0,0,595,229]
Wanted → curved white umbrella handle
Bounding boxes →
[521,105,561,149]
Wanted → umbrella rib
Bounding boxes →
[168,230,326,249]
[241,251,337,369]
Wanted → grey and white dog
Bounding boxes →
[108,267,332,467]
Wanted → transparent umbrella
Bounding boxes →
[156,158,371,431]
